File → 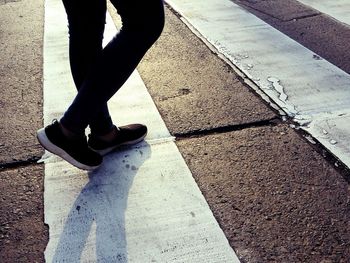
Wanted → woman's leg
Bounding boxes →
[62,0,114,136]
[37,0,164,170]
[60,0,165,135]
[36,0,110,170]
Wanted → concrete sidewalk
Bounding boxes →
[0,0,349,262]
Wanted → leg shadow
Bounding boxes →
[51,142,151,262]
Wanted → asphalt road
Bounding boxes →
[0,0,349,262]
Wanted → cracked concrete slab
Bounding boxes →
[0,165,48,262]
[138,7,277,136]
[0,0,44,164]
[177,125,350,262]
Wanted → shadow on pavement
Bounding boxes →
[51,142,151,262]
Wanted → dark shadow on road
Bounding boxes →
[51,142,151,262]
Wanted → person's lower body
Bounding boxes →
[37,0,164,170]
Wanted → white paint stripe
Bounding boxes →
[165,0,350,168]
[298,0,350,26]
[43,0,240,262]
[307,115,350,167]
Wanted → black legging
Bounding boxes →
[60,0,164,135]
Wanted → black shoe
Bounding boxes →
[88,124,147,155]
[37,120,102,170]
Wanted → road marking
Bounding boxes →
[166,0,350,169]
[43,0,240,261]
[298,0,350,26]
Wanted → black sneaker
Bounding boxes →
[37,120,102,170]
[88,124,147,155]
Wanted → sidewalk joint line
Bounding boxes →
[284,13,321,22]
[0,156,41,170]
[236,2,321,22]
[174,118,281,139]
[237,3,283,21]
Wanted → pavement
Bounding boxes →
[0,0,350,262]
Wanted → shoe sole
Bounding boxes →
[37,128,101,171]
[90,132,147,156]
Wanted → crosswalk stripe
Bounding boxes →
[166,0,350,169]
[43,0,240,261]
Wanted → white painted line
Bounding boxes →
[43,0,240,262]
[298,0,350,26]
[307,114,350,167]
[166,0,350,168]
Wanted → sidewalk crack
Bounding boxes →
[0,156,41,170]
[174,117,281,139]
